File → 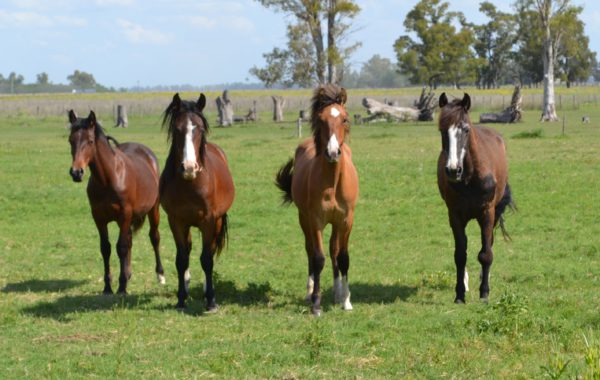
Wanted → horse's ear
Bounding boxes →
[338,87,347,105]
[68,110,78,124]
[172,93,181,108]
[439,93,448,108]
[88,111,97,128]
[461,93,471,111]
[197,93,206,112]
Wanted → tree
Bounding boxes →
[553,6,596,87]
[534,0,571,122]
[252,0,360,86]
[36,72,49,85]
[346,54,406,88]
[473,2,517,89]
[394,0,476,89]
[67,70,96,88]
[513,3,544,86]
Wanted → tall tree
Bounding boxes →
[36,72,49,85]
[534,0,571,122]
[473,2,517,89]
[394,0,476,89]
[67,70,96,88]
[253,0,360,86]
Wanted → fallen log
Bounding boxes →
[362,98,419,122]
[479,86,522,123]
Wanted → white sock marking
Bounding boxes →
[184,269,191,293]
[305,275,314,301]
[464,269,469,292]
[341,275,352,310]
[157,273,166,285]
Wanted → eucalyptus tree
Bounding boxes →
[394,0,476,89]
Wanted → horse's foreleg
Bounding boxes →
[148,201,165,285]
[95,221,112,294]
[450,215,468,303]
[300,216,324,315]
[169,218,191,309]
[200,241,217,312]
[331,222,353,310]
[477,209,495,301]
[116,216,133,294]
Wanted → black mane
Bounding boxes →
[161,97,209,164]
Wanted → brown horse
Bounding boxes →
[276,84,359,316]
[67,110,164,294]
[437,93,515,304]
[160,93,235,311]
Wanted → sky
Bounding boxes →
[0,0,598,88]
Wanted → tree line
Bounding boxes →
[250,0,599,91]
[0,70,114,94]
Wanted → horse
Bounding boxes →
[276,84,359,316]
[67,110,164,294]
[160,93,235,311]
[437,93,515,304]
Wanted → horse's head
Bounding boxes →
[311,85,350,163]
[68,110,99,182]
[162,93,208,181]
[438,93,472,182]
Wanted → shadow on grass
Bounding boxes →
[2,279,88,293]
[342,282,418,305]
[20,292,157,322]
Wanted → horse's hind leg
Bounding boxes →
[148,201,165,285]
[477,208,495,301]
[95,220,113,294]
[450,215,468,303]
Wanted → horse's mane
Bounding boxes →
[310,84,347,155]
[439,98,471,131]
[70,117,119,150]
[161,99,208,164]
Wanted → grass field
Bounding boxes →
[1,97,600,378]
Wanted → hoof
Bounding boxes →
[454,298,465,304]
[311,308,321,317]
[480,297,489,304]
[175,302,187,311]
[102,288,113,295]
[205,304,219,313]
[342,301,353,311]
[116,289,128,295]
[157,273,166,285]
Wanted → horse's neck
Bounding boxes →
[318,153,346,188]
[89,136,117,186]
[465,127,483,180]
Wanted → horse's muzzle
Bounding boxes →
[180,161,200,180]
[445,166,463,182]
[325,148,342,163]
[70,167,84,182]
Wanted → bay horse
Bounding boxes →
[437,93,515,304]
[67,110,164,294]
[160,93,235,311]
[276,84,359,316]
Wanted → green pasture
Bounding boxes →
[1,99,600,378]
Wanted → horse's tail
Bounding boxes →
[275,158,294,205]
[495,182,516,241]
[215,213,229,256]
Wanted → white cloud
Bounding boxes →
[96,0,136,5]
[195,1,244,13]
[226,16,255,32]
[117,19,170,45]
[186,16,218,30]
[0,10,53,27]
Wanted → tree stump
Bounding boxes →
[216,90,234,127]
[362,98,420,122]
[115,104,128,128]
[479,86,523,123]
[413,87,436,121]
[272,96,286,122]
